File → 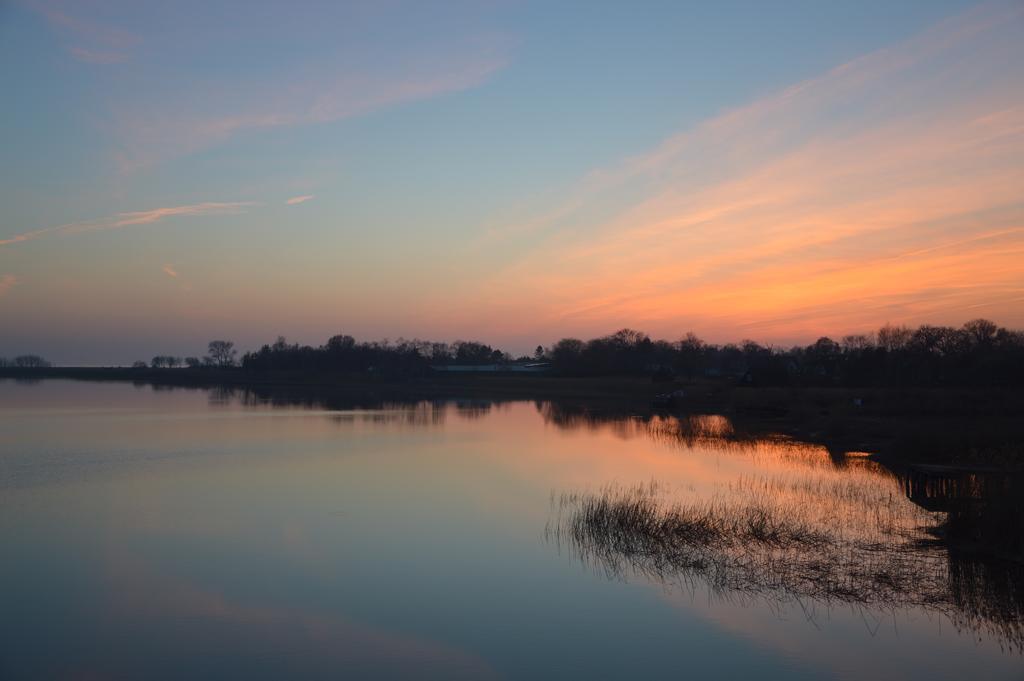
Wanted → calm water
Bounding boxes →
[1,380,1020,680]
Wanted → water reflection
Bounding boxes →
[542,422,1024,653]
[5,380,1021,676]
[206,385,501,426]
[101,551,498,680]
[199,385,1023,652]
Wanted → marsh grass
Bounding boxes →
[548,480,1023,652]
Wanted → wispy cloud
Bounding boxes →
[473,2,1024,341]
[26,2,513,171]
[114,52,508,172]
[286,195,315,206]
[30,1,140,64]
[162,264,178,278]
[1,202,254,247]
[0,274,18,297]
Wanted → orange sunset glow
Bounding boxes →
[3,4,1024,678]
[471,5,1024,344]
[2,2,1023,362]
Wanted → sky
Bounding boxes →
[1,0,1022,364]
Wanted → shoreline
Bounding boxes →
[5,369,1022,563]
[3,367,1023,467]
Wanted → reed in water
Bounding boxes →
[549,479,1024,652]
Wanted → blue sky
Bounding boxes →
[4,0,1022,364]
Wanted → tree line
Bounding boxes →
[238,336,510,376]
[10,318,1023,387]
[0,355,51,368]
[135,340,238,370]
[546,319,1024,386]
[186,318,1024,386]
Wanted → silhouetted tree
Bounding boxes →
[964,318,998,346]
[430,342,451,363]
[841,334,873,352]
[550,338,585,373]
[676,332,705,379]
[878,324,913,352]
[326,334,355,353]
[13,355,50,368]
[206,340,237,368]
[226,320,1024,386]
[453,341,496,364]
[806,337,841,377]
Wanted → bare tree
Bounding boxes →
[841,334,873,352]
[206,340,237,367]
[877,324,912,352]
[964,318,998,346]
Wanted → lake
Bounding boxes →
[1,380,1020,680]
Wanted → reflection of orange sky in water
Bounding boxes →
[21,397,931,577]
[320,406,940,573]
[528,407,935,542]
[489,404,1010,671]
[7,394,922,542]
[365,403,934,548]
[6,392,1018,678]
[11,395,912,520]
[0,398,951,541]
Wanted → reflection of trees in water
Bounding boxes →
[189,385,507,428]
[131,385,1022,648]
[452,399,496,420]
[535,401,736,445]
[329,402,450,428]
[536,401,868,471]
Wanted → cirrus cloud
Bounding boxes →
[29,0,141,64]
[0,202,255,247]
[471,1,1024,342]
[113,53,508,173]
